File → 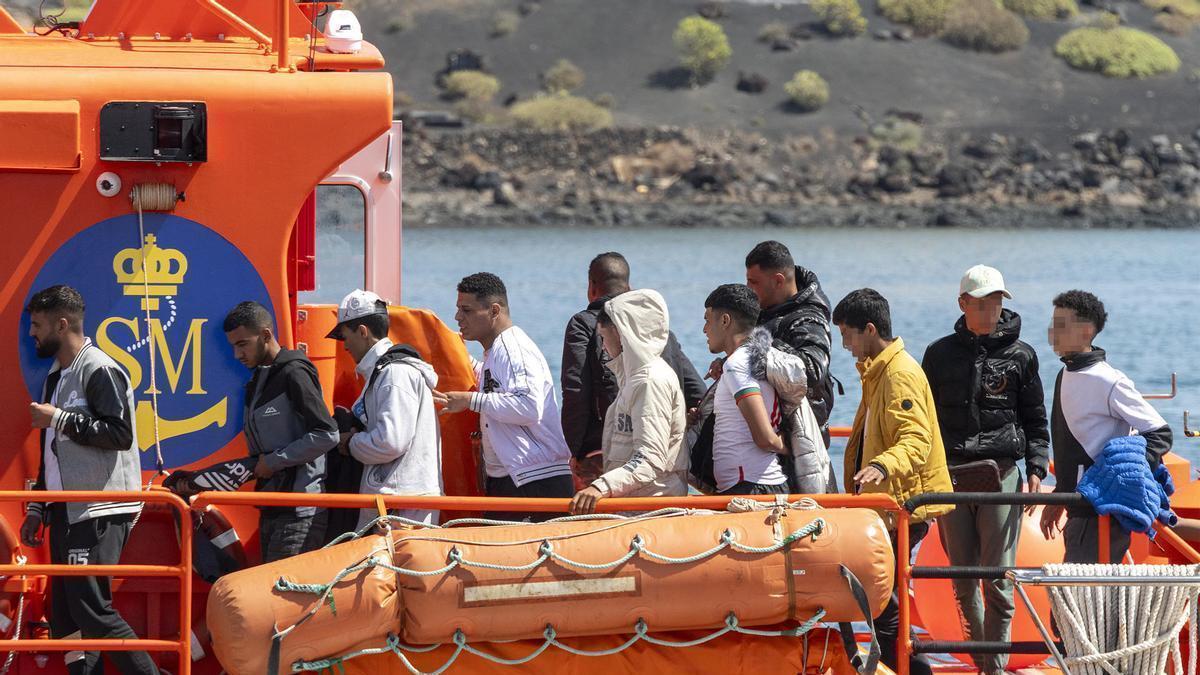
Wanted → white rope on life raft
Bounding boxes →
[1044,563,1200,675]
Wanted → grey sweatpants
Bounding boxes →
[937,467,1021,674]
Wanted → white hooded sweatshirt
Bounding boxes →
[348,338,444,528]
[594,290,689,498]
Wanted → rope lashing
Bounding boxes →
[291,609,830,675]
[276,518,827,605]
[271,517,829,644]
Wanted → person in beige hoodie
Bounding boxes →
[569,289,688,514]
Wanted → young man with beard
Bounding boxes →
[22,285,158,675]
[560,252,704,486]
[743,241,837,445]
[1041,290,1172,563]
[921,265,1049,675]
[835,288,952,675]
[327,289,443,532]
[435,273,573,521]
[223,301,338,562]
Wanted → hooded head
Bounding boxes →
[603,289,670,378]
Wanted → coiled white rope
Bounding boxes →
[1044,563,1200,675]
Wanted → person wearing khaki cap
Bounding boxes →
[920,265,1049,675]
[327,289,443,534]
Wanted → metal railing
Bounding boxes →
[0,490,193,671]
[898,491,1200,675]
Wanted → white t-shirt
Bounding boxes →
[713,345,787,492]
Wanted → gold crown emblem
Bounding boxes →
[113,234,188,310]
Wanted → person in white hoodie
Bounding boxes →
[435,273,574,521]
[328,290,443,531]
[569,289,688,514]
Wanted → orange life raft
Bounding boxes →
[207,508,894,675]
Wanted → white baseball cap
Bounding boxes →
[327,289,389,339]
[959,265,1012,299]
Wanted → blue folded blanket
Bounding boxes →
[1077,435,1177,538]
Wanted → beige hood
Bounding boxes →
[605,289,670,380]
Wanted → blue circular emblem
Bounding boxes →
[20,214,275,470]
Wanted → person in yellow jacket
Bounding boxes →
[833,288,953,675]
[569,289,688,514]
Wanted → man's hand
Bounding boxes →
[687,407,701,426]
[570,485,604,515]
[253,455,275,479]
[1040,504,1066,540]
[706,358,724,381]
[163,470,197,498]
[1024,475,1043,516]
[337,431,355,456]
[433,390,472,415]
[853,465,886,494]
[29,403,57,429]
[20,513,42,547]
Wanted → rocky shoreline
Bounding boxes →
[401,125,1200,228]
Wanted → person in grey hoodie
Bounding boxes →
[223,301,338,563]
[569,289,688,514]
[327,289,443,532]
[22,285,158,675]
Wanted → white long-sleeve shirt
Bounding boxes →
[468,326,572,486]
[348,339,443,526]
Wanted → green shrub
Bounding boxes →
[878,0,960,34]
[443,71,501,101]
[783,70,830,112]
[454,99,503,124]
[490,10,520,37]
[1054,26,1181,77]
[1154,11,1196,33]
[542,59,585,93]
[509,94,614,131]
[871,116,923,151]
[942,0,1030,51]
[1145,0,1200,18]
[813,0,868,35]
[1002,0,1077,19]
[673,16,732,83]
[757,20,791,42]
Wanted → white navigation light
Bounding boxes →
[325,10,363,54]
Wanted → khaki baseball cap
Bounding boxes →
[959,265,1012,299]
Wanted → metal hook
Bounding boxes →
[1185,411,1199,438]
[1143,372,1177,400]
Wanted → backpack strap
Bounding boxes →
[361,344,424,425]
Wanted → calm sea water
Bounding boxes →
[389,227,1200,473]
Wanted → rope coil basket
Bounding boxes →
[1041,563,1200,675]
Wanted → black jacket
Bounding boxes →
[922,310,1049,478]
[243,349,338,517]
[561,294,706,459]
[756,266,836,429]
[1051,348,1173,516]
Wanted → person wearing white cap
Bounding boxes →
[921,265,1049,675]
[328,289,443,532]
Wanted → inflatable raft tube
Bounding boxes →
[208,508,894,675]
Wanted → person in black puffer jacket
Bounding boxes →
[743,242,837,441]
[920,265,1048,675]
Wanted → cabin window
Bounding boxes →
[298,184,366,305]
